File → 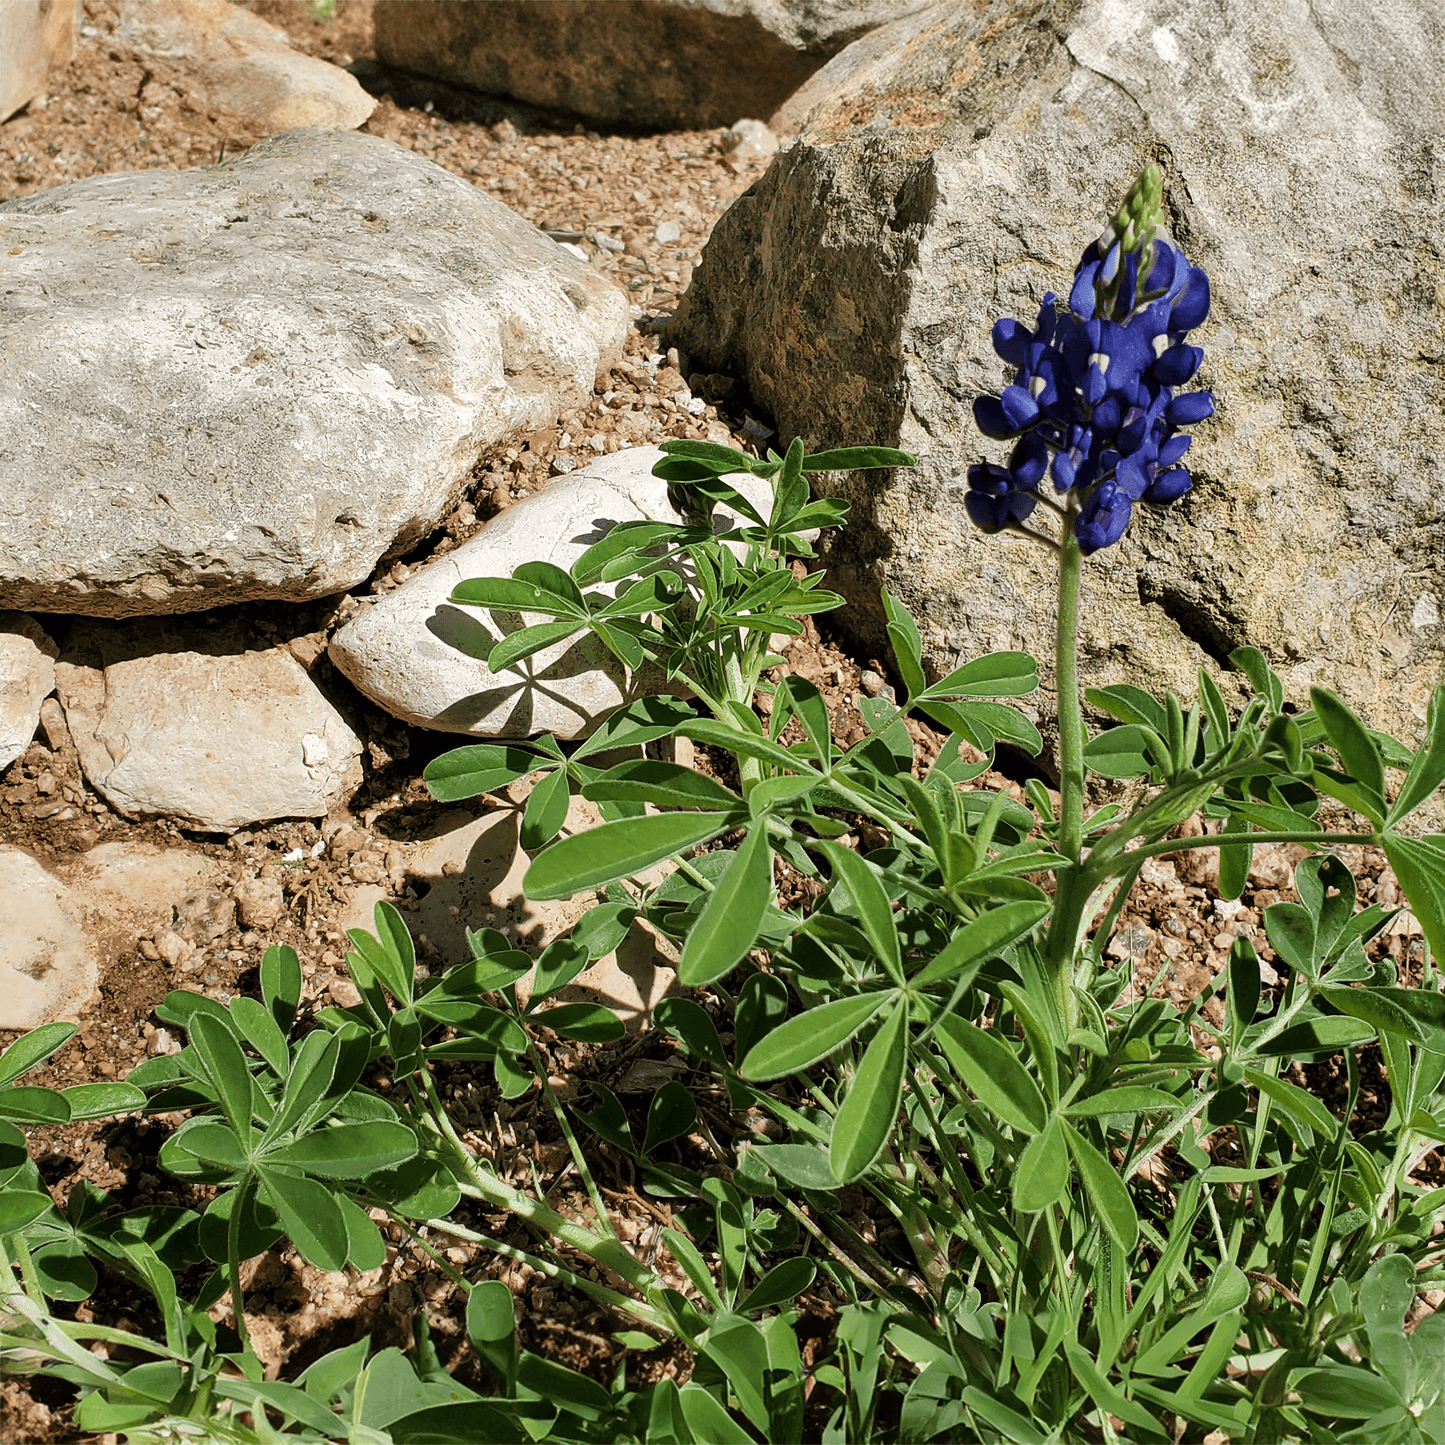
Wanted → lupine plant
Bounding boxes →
[4,166,1445,1443]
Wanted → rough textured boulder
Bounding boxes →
[0,611,56,771]
[0,0,76,124]
[329,446,774,738]
[0,128,628,617]
[117,0,375,136]
[54,617,362,831]
[670,0,1445,757]
[372,0,931,131]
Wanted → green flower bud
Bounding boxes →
[1098,162,1163,261]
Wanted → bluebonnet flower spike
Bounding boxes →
[967,164,1212,554]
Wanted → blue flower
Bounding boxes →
[967,165,1213,554]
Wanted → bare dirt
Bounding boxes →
[1,5,1439,1440]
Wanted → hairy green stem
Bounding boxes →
[1044,521,1087,1033]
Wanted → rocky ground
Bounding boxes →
[1,4,1438,1441]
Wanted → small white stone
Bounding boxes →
[301,732,329,768]
[653,220,682,244]
[1410,592,1439,630]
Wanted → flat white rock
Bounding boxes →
[0,610,56,771]
[328,447,774,738]
[0,848,98,1031]
[54,618,362,831]
[0,128,627,617]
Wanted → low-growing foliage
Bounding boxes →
[4,169,1445,1444]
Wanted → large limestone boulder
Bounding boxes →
[329,446,775,738]
[371,0,931,132]
[0,128,628,618]
[53,617,362,831]
[117,0,375,136]
[0,0,77,125]
[670,0,1445,757]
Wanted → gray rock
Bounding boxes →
[0,847,97,1031]
[371,0,933,131]
[0,0,76,124]
[117,0,374,136]
[329,446,775,738]
[671,0,1445,765]
[54,617,362,831]
[0,611,56,771]
[0,128,628,617]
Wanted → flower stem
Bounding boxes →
[1044,520,1087,1033]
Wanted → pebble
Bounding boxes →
[654,220,682,244]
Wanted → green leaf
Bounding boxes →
[830,1000,909,1184]
[654,997,728,1067]
[1383,835,1445,968]
[487,618,586,673]
[189,1014,255,1137]
[1013,1115,1070,1213]
[738,1257,817,1315]
[1294,1365,1405,1419]
[1062,1119,1139,1251]
[514,559,586,611]
[1085,724,1164,779]
[1228,936,1262,1045]
[575,1081,634,1154]
[779,676,834,769]
[228,996,289,1078]
[1243,1066,1339,1138]
[572,520,681,586]
[1253,1015,1377,1059]
[1085,683,1167,732]
[582,758,741,810]
[662,1229,725,1311]
[519,765,571,852]
[0,1085,70,1123]
[883,588,927,701]
[910,901,1049,988]
[177,1121,252,1172]
[528,937,591,1004]
[61,1082,146,1121]
[799,446,916,472]
[1264,901,1317,979]
[1231,646,1283,713]
[815,842,903,985]
[450,575,583,615]
[1318,985,1426,1044]
[1064,1086,1182,1117]
[348,900,417,1007]
[922,651,1039,700]
[679,1382,756,1445]
[0,1021,78,1087]
[1388,686,1445,826]
[679,826,773,987]
[424,743,539,801]
[1311,686,1386,809]
[741,993,887,1082]
[533,1003,625,1043]
[933,1017,1047,1133]
[260,945,302,1035]
[524,811,736,899]
[679,717,819,776]
[749,1143,838,1192]
[265,1121,417,1178]
[643,1081,697,1155]
[0,1190,56,1232]
[257,1165,350,1272]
